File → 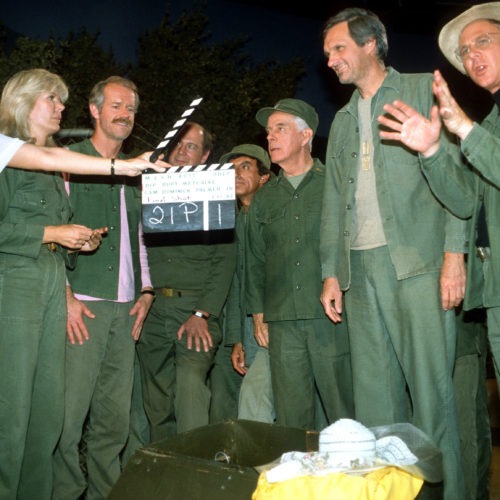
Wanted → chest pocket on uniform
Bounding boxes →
[326,139,354,191]
[255,205,286,225]
[255,206,287,246]
[328,141,345,162]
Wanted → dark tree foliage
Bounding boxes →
[0,28,122,135]
[0,36,62,83]
[56,30,122,128]
[0,3,304,159]
[129,5,304,160]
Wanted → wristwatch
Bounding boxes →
[192,310,209,320]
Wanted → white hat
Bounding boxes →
[438,2,500,73]
[264,419,443,484]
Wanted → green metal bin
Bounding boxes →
[109,419,319,499]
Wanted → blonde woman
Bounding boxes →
[0,69,105,500]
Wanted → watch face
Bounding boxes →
[193,311,208,319]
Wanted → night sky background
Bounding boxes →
[0,0,492,139]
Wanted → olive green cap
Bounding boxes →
[219,144,271,170]
[255,98,319,134]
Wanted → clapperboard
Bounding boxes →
[143,97,235,233]
[149,97,203,163]
[142,163,235,233]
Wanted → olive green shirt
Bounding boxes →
[320,67,468,289]
[0,167,73,265]
[246,159,327,321]
[66,139,144,300]
[147,232,236,318]
[225,207,248,345]
[421,102,500,309]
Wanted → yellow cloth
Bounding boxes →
[252,466,423,500]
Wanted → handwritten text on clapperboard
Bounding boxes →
[142,164,236,233]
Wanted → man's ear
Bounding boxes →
[260,173,270,185]
[364,38,376,55]
[301,128,313,147]
[201,150,211,164]
[89,103,100,122]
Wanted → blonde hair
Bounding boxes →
[0,68,68,146]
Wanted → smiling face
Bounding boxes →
[460,19,500,93]
[168,123,210,166]
[91,82,136,142]
[323,21,375,87]
[28,90,65,145]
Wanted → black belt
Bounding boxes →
[42,242,58,252]
[155,287,200,298]
[476,246,490,262]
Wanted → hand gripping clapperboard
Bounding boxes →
[142,97,235,233]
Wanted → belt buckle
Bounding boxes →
[47,242,57,252]
[161,287,174,297]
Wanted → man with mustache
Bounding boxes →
[52,76,156,499]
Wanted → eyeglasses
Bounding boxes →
[455,32,500,63]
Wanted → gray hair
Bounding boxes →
[294,115,313,151]
[89,76,139,113]
[323,7,388,62]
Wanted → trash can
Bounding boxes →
[109,419,319,500]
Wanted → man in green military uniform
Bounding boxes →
[320,8,468,499]
[137,122,236,439]
[246,98,354,430]
[210,144,273,424]
[376,4,500,497]
[53,76,156,499]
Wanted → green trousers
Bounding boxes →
[137,294,222,441]
[209,341,242,423]
[121,351,151,466]
[268,317,353,430]
[53,300,135,500]
[454,308,491,500]
[239,347,275,423]
[0,248,66,500]
[346,247,463,500]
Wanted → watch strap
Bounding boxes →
[192,310,209,320]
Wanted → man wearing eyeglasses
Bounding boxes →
[378,3,500,395]
[377,3,499,498]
